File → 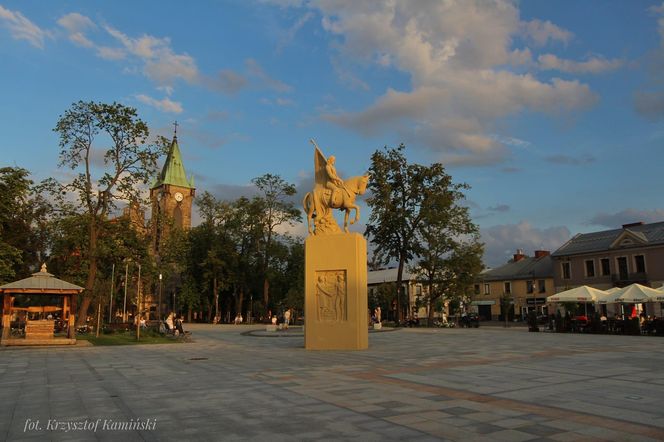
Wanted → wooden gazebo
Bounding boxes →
[0,264,83,346]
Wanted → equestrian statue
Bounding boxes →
[302,140,369,235]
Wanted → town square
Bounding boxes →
[2,1,664,441]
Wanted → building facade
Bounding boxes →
[367,268,429,321]
[474,250,554,321]
[150,133,196,253]
[551,221,664,292]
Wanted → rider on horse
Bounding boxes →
[325,155,351,199]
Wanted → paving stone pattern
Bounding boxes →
[1,325,664,441]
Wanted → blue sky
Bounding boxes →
[1,0,664,266]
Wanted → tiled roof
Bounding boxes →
[481,256,553,281]
[368,268,416,285]
[0,264,83,293]
[552,221,664,257]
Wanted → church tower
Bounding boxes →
[150,124,195,253]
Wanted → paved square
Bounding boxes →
[2,325,664,441]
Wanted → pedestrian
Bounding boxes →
[284,308,291,329]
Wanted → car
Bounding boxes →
[459,313,480,328]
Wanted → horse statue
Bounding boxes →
[302,142,369,235]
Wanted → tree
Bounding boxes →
[251,174,301,310]
[0,167,51,283]
[51,101,162,325]
[366,144,472,324]
[413,188,484,325]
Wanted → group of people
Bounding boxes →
[164,312,185,335]
[232,308,294,327]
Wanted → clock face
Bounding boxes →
[174,192,184,202]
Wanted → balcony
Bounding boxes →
[611,272,649,287]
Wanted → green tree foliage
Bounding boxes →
[251,174,301,310]
[0,167,51,283]
[366,144,482,324]
[371,282,397,322]
[413,184,484,324]
[50,101,162,324]
[48,213,154,318]
[160,190,304,323]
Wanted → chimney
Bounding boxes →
[622,222,644,229]
[534,250,550,259]
[513,249,526,262]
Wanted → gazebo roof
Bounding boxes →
[0,264,84,294]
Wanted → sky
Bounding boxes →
[1,0,664,267]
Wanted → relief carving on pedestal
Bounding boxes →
[315,270,347,322]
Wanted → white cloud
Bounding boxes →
[57,12,95,33]
[57,12,96,48]
[202,69,247,94]
[634,90,664,120]
[96,46,126,60]
[245,58,292,92]
[589,209,664,228]
[521,19,573,47]
[481,222,571,267]
[105,25,199,87]
[633,4,664,119]
[276,97,295,106]
[0,5,51,48]
[538,54,623,74]
[136,94,183,114]
[307,0,601,165]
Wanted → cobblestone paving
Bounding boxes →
[2,325,663,441]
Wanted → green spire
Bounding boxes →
[152,135,195,189]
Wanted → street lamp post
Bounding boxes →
[123,261,129,323]
[136,263,141,341]
[109,263,115,323]
[158,273,163,321]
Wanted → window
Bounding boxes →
[526,280,534,294]
[617,257,628,280]
[562,262,571,280]
[600,258,610,276]
[634,255,646,273]
[538,279,546,293]
[585,260,595,278]
[484,283,490,295]
[474,284,480,295]
[504,282,511,294]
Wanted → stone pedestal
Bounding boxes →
[305,233,368,350]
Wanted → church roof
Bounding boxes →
[152,136,195,189]
[0,264,84,294]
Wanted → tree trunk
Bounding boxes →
[213,277,219,322]
[427,280,435,326]
[77,221,98,326]
[263,230,272,310]
[396,256,405,325]
[262,278,269,311]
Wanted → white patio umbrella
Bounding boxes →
[598,283,659,304]
[648,287,664,316]
[547,286,608,316]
